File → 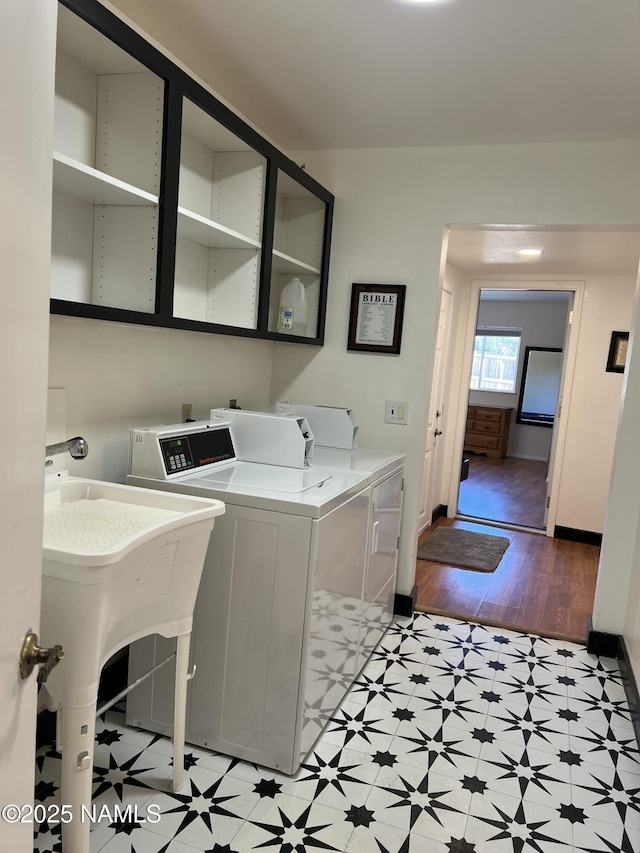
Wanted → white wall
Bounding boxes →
[555,275,635,532]
[271,142,640,601]
[48,316,275,484]
[469,298,569,460]
[596,276,640,673]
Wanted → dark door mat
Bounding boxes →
[417,527,510,572]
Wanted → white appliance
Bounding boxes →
[272,403,406,672]
[209,407,315,467]
[126,416,393,773]
[275,401,359,449]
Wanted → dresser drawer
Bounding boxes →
[465,434,500,451]
[474,420,501,435]
[475,409,504,423]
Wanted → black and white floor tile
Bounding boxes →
[34,613,640,852]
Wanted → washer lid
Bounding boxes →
[198,461,330,493]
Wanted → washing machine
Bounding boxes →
[125,416,381,773]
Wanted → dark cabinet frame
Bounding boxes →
[51,0,333,345]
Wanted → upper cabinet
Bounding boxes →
[50,0,333,345]
[52,5,164,314]
[174,99,266,330]
[268,170,331,341]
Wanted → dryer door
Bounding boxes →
[365,469,404,602]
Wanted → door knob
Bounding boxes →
[19,630,64,683]
[434,429,443,437]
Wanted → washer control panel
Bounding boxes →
[159,427,235,476]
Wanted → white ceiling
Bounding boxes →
[446,227,640,277]
[114,0,640,152]
[111,0,640,277]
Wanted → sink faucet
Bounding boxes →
[45,436,89,466]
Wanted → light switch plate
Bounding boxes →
[385,400,408,424]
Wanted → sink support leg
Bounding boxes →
[60,701,97,853]
[172,632,190,792]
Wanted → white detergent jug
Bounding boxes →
[278,277,308,336]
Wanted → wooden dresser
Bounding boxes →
[464,405,512,458]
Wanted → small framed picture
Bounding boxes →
[606,331,629,373]
[347,283,406,354]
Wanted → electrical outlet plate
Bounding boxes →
[385,400,408,424]
[181,403,192,422]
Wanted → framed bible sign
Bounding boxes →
[347,283,406,354]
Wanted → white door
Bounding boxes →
[419,285,453,531]
[543,295,582,535]
[0,2,56,850]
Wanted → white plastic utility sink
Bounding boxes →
[40,472,224,853]
[43,474,222,568]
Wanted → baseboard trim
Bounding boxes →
[554,525,603,546]
[431,504,448,524]
[509,453,549,462]
[394,585,417,617]
[587,618,640,748]
[618,636,640,749]
[586,618,620,657]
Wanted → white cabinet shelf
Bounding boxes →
[53,152,159,206]
[272,250,320,276]
[177,206,260,250]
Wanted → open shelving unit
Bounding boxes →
[50,0,334,345]
[268,171,327,339]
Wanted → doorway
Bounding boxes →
[416,225,640,641]
[458,288,572,531]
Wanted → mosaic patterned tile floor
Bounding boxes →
[34,613,640,852]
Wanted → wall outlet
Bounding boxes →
[385,400,408,424]
[181,403,192,422]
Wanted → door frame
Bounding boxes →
[444,279,585,536]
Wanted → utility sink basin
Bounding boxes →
[41,471,225,693]
[43,473,224,570]
[40,473,225,853]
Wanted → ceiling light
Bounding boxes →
[518,249,543,257]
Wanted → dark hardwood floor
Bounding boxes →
[459,454,548,529]
[415,517,600,643]
[417,455,600,642]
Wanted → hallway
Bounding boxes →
[415,518,599,643]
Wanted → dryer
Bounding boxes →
[275,401,406,671]
[312,445,405,673]
[125,418,374,773]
